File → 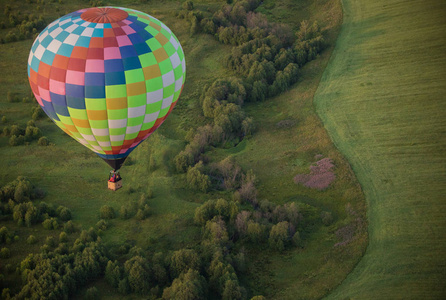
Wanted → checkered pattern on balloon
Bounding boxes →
[28,7,186,169]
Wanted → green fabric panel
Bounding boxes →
[59,115,74,125]
[174,65,183,81]
[173,90,181,102]
[109,128,126,136]
[107,109,128,120]
[128,94,146,108]
[160,28,171,39]
[111,141,124,147]
[146,77,163,92]
[141,120,155,131]
[158,59,173,75]
[125,132,138,140]
[85,98,106,110]
[77,127,93,135]
[163,43,176,56]
[106,85,127,98]
[146,101,162,114]
[158,106,169,118]
[89,120,109,129]
[125,69,145,84]
[71,132,83,139]
[147,38,161,51]
[127,116,144,127]
[139,52,157,67]
[163,84,175,98]
[68,107,88,120]
[177,47,184,60]
[95,135,110,142]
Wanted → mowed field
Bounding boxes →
[314,0,446,298]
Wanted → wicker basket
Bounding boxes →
[108,179,122,191]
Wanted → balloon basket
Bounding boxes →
[108,179,122,191]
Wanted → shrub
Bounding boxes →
[183,0,194,10]
[321,211,334,226]
[85,287,99,300]
[26,235,37,245]
[57,206,72,221]
[120,205,130,219]
[63,220,75,234]
[268,221,290,251]
[42,217,58,230]
[1,116,7,124]
[45,236,56,247]
[0,247,10,258]
[37,136,49,146]
[187,162,210,192]
[100,205,115,219]
[59,232,68,243]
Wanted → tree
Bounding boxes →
[0,247,10,258]
[124,256,151,294]
[162,269,207,300]
[105,260,121,288]
[85,287,99,300]
[222,279,243,300]
[120,205,130,219]
[100,205,115,219]
[246,221,264,243]
[59,232,68,243]
[170,249,200,278]
[182,0,194,11]
[58,206,72,221]
[204,217,229,246]
[26,235,37,245]
[187,162,210,192]
[37,136,49,146]
[269,221,290,251]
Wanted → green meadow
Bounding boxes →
[314,0,446,298]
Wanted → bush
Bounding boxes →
[0,247,10,258]
[63,220,76,234]
[26,235,37,245]
[183,0,194,10]
[42,218,58,230]
[321,211,334,226]
[45,236,56,247]
[59,232,68,243]
[100,205,115,219]
[85,287,99,300]
[9,134,25,146]
[57,206,72,221]
[268,221,290,251]
[120,205,130,219]
[1,116,7,124]
[37,136,49,146]
[187,162,210,192]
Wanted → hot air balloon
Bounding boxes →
[27,7,186,189]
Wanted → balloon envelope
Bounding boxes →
[28,7,186,170]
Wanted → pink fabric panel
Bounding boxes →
[121,26,136,35]
[104,47,121,59]
[38,86,51,102]
[49,79,66,94]
[117,35,132,46]
[66,70,85,85]
[34,94,43,106]
[85,59,105,72]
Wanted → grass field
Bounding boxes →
[314,0,446,298]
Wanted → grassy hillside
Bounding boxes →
[314,0,446,298]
